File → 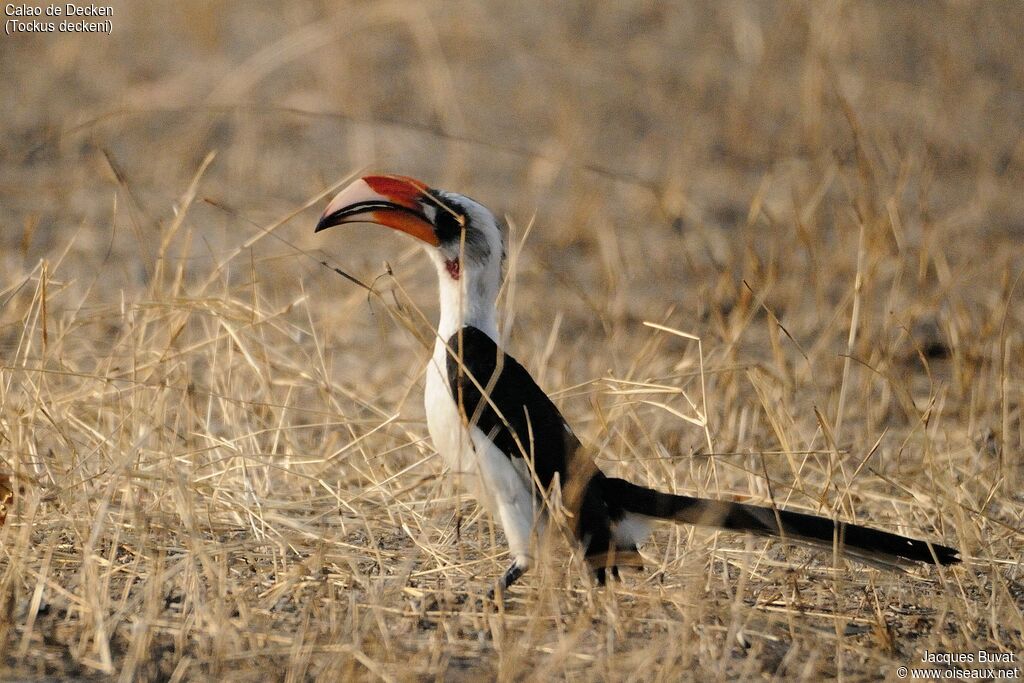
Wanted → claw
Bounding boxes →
[486,562,526,601]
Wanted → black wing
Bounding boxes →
[444,326,579,491]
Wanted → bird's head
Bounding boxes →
[315,174,505,285]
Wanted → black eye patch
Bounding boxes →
[425,191,492,264]
[433,206,465,244]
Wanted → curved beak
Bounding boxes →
[315,175,439,246]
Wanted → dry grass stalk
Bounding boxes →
[2,1,1023,680]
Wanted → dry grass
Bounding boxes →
[2,1,1023,680]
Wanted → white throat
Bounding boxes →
[429,251,500,343]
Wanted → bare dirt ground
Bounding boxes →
[1,1,1022,680]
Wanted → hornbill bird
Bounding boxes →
[315,174,960,592]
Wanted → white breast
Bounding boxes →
[423,339,540,567]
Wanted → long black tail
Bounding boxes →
[603,478,960,568]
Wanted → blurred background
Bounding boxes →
[3,0,1021,454]
[3,2,1022,337]
[2,1,1023,678]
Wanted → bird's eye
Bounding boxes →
[434,207,467,244]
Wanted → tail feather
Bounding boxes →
[603,477,960,568]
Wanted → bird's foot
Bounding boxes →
[415,562,525,628]
[485,562,525,603]
[592,565,621,586]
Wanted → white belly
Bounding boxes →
[424,341,539,566]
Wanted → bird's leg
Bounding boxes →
[420,563,525,627]
[502,562,526,589]
[486,562,526,601]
